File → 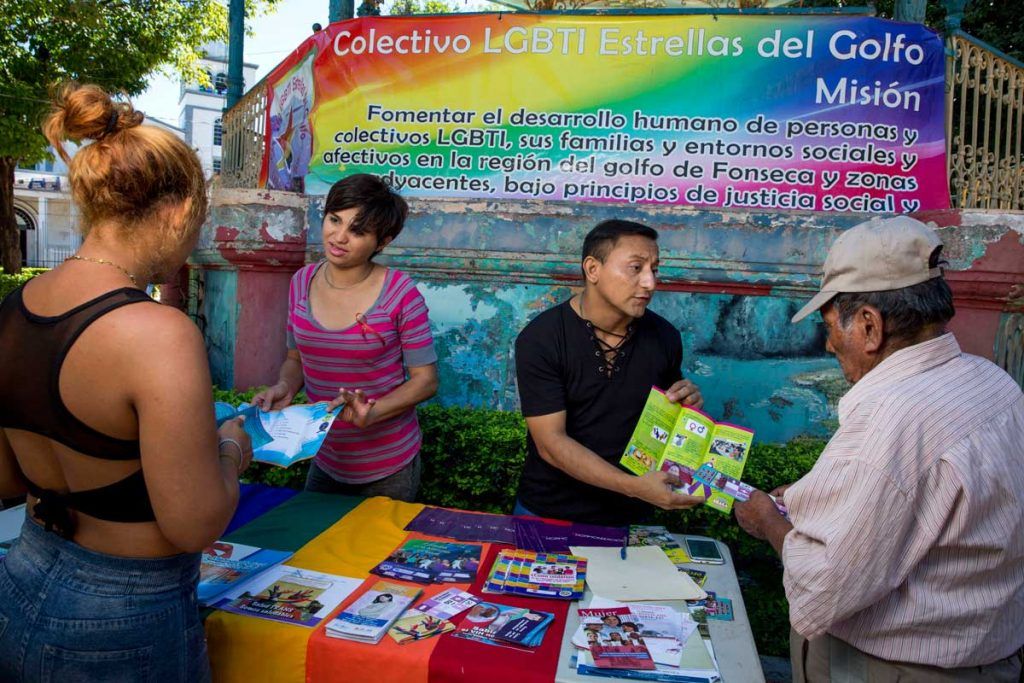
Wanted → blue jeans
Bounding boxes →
[0,518,209,682]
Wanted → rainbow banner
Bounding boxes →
[260,14,949,212]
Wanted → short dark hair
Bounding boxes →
[323,173,408,245]
[582,219,658,265]
[831,247,955,341]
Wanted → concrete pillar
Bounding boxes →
[192,190,309,390]
[37,196,48,265]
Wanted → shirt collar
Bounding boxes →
[838,333,961,421]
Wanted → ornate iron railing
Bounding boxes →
[220,75,268,189]
[946,31,1024,211]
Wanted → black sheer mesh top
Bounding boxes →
[0,284,157,535]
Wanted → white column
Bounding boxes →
[37,196,48,266]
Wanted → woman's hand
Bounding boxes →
[328,388,377,428]
[217,416,253,474]
[252,380,294,411]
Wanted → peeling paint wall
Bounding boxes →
[193,190,1024,443]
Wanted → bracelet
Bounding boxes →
[218,437,244,473]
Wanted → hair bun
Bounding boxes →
[44,83,144,161]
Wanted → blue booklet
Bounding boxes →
[198,541,293,605]
[214,401,340,467]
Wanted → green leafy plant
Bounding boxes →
[0,267,47,300]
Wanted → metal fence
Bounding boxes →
[27,246,76,269]
[220,76,268,189]
[947,31,1024,211]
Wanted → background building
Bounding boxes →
[179,42,259,177]
[13,118,184,268]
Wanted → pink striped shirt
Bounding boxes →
[287,264,436,483]
[782,333,1024,667]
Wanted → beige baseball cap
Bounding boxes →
[791,216,944,323]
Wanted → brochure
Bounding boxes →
[326,580,423,643]
[483,549,588,601]
[388,610,456,644]
[451,601,554,651]
[214,400,340,468]
[628,525,681,551]
[371,539,483,585]
[573,600,696,668]
[619,388,755,514]
[414,588,479,619]
[573,598,716,681]
[198,541,292,605]
[214,566,363,627]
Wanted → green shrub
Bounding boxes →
[0,268,49,300]
[215,384,824,657]
[417,404,527,514]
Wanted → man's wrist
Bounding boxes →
[620,472,643,500]
[765,515,793,554]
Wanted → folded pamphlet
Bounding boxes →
[620,388,755,514]
[214,401,340,468]
[451,601,554,651]
[326,580,423,643]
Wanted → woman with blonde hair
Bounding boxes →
[0,84,251,681]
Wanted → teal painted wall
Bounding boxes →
[194,190,1024,444]
[202,269,239,389]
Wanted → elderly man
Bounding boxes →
[735,216,1024,682]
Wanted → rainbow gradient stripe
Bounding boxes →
[259,14,949,212]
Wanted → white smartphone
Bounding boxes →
[684,538,725,565]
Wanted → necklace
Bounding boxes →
[65,255,139,287]
[579,293,630,339]
[323,263,374,290]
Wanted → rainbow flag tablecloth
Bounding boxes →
[204,493,571,682]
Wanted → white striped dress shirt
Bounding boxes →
[782,333,1024,668]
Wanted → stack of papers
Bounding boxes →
[483,549,587,600]
[326,581,423,643]
[451,601,555,651]
[572,598,719,682]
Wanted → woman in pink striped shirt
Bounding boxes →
[254,174,438,501]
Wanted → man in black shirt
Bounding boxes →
[514,220,706,525]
